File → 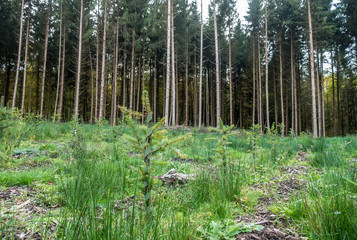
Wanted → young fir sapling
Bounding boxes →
[119,90,191,216]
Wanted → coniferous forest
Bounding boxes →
[0,0,356,239]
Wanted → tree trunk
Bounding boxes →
[165,0,171,126]
[252,33,256,125]
[206,69,209,126]
[307,0,318,138]
[136,55,141,112]
[89,46,94,124]
[95,19,100,121]
[171,2,176,126]
[12,0,24,108]
[199,0,203,128]
[54,3,62,118]
[213,0,220,127]
[58,27,66,120]
[320,51,325,137]
[28,60,34,112]
[291,34,295,133]
[99,0,107,119]
[279,39,284,134]
[74,0,82,118]
[331,48,336,135]
[258,33,263,132]
[273,65,278,126]
[229,30,233,126]
[316,45,321,136]
[122,46,127,108]
[185,29,188,125]
[153,51,157,122]
[264,0,270,129]
[111,17,119,125]
[40,4,50,118]
[20,13,30,114]
[193,48,198,126]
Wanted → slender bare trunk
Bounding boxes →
[99,0,107,119]
[213,0,220,127]
[193,48,197,126]
[265,0,270,129]
[21,13,30,115]
[165,0,171,126]
[89,47,94,123]
[320,52,325,137]
[111,17,119,125]
[130,31,136,110]
[185,30,188,125]
[279,40,284,134]
[95,20,100,121]
[229,30,233,125]
[331,48,336,135]
[307,0,318,138]
[54,3,62,118]
[58,27,66,119]
[136,55,141,112]
[273,66,278,126]
[199,0,203,128]
[316,45,321,136]
[206,69,209,126]
[40,5,50,118]
[153,51,157,122]
[74,0,82,117]
[252,33,256,125]
[28,60,34,113]
[122,46,127,108]
[171,2,176,126]
[12,0,24,109]
[291,34,295,133]
[258,33,263,132]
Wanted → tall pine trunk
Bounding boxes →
[20,13,30,114]
[111,17,119,125]
[171,2,176,126]
[307,0,318,138]
[12,0,24,108]
[252,33,256,125]
[279,39,284,134]
[58,27,66,119]
[89,47,94,123]
[74,0,82,117]
[165,0,171,126]
[185,29,188,125]
[264,0,270,129]
[229,29,233,126]
[40,4,50,118]
[54,3,62,118]
[198,0,203,128]
[213,0,220,127]
[99,0,107,119]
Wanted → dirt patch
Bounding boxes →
[284,165,310,175]
[0,186,58,239]
[236,210,301,240]
[239,176,306,239]
[296,151,308,162]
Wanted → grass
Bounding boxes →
[0,120,356,239]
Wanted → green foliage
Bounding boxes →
[207,118,236,167]
[199,219,264,240]
[120,90,191,215]
[0,102,30,166]
[245,124,261,170]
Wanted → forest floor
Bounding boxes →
[0,122,356,239]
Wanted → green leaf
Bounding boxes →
[145,113,152,124]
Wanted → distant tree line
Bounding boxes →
[0,0,356,137]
